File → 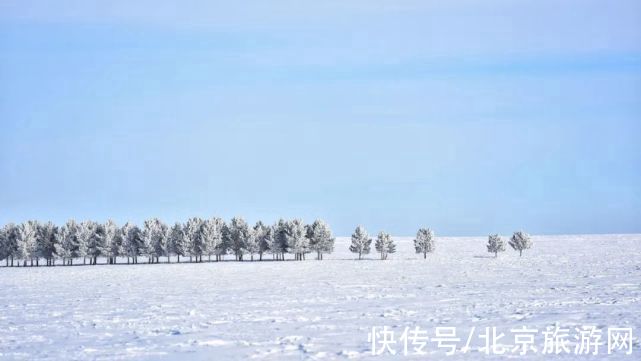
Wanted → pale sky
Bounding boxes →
[1,1,640,235]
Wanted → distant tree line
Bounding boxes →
[0,218,532,267]
[0,217,335,267]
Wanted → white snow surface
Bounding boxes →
[1,234,640,360]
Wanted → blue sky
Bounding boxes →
[1,1,640,236]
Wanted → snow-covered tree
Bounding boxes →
[37,221,58,266]
[221,222,232,259]
[349,225,372,260]
[184,217,204,262]
[143,218,168,263]
[104,220,124,264]
[487,234,506,257]
[142,219,154,262]
[253,221,271,261]
[244,227,260,261]
[83,221,106,265]
[154,220,169,263]
[229,216,250,261]
[509,231,532,257]
[375,231,396,260]
[122,222,143,264]
[287,219,309,261]
[56,220,83,265]
[1,223,19,266]
[308,219,334,260]
[167,222,186,263]
[414,228,435,259]
[77,221,95,264]
[270,219,289,260]
[200,217,224,261]
[18,220,40,266]
[0,226,7,266]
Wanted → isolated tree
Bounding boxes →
[414,228,435,259]
[229,216,250,261]
[287,219,309,261]
[349,225,372,260]
[201,217,224,261]
[509,231,532,257]
[309,219,335,260]
[167,222,186,263]
[104,220,124,264]
[122,222,143,264]
[487,234,506,257]
[375,231,396,260]
[184,217,204,262]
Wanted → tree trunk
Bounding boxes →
[177,255,180,263]
[495,251,498,258]
[519,250,522,257]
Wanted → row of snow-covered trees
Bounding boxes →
[486,231,532,257]
[0,217,336,266]
[350,227,532,260]
[348,226,434,260]
[0,218,531,267]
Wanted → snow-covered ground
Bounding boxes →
[1,234,640,360]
